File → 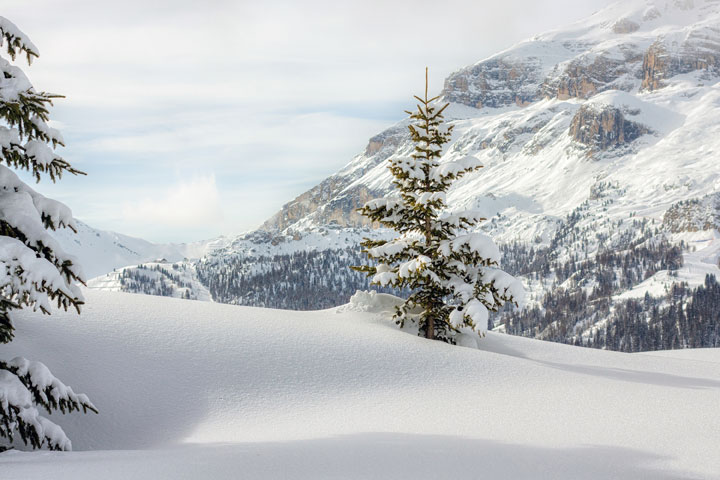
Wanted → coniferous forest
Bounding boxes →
[197,248,383,310]
[193,208,719,352]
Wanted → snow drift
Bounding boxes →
[0,290,717,479]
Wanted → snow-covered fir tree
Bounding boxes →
[0,17,96,451]
[354,69,524,343]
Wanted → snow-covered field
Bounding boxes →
[0,291,718,479]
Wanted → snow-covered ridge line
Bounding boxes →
[87,260,212,302]
[49,220,231,279]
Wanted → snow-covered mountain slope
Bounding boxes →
[82,228,375,303]
[261,0,720,239]
[87,261,212,301]
[184,0,720,348]
[49,220,230,279]
[1,291,718,479]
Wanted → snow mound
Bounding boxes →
[342,290,404,313]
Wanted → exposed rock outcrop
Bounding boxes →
[663,195,720,233]
[642,42,673,91]
[260,177,382,232]
[365,127,405,157]
[444,5,720,107]
[442,58,542,109]
[261,124,407,233]
[642,6,661,21]
[612,19,640,34]
[260,176,348,232]
[642,37,720,91]
[544,55,638,100]
[569,104,649,153]
[308,185,378,228]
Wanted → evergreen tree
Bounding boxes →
[353,69,523,342]
[0,17,96,451]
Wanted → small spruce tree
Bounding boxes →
[0,17,96,451]
[353,69,523,343]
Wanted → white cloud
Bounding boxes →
[0,0,616,243]
[122,175,224,229]
[75,109,387,173]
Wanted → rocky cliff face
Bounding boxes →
[612,18,640,34]
[260,124,408,232]
[442,0,720,110]
[642,38,720,91]
[642,42,672,91]
[260,176,351,232]
[442,58,543,109]
[569,104,650,154]
[260,179,382,232]
[544,54,641,100]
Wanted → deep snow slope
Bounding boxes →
[0,291,718,479]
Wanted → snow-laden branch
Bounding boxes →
[0,357,97,451]
[438,209,486,228]
[438,232,501,265]
[0,17,39,62]
[430,155,482,182]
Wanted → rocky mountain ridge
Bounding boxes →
[256,0,720,240]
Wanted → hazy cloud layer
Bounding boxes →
[122,175,225,240]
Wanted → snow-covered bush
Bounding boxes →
[0,17,96,451]
[353,69,524,343]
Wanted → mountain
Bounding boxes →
[261,0,720,235]
[3,290,719,479]
[102,0,720,350]
[50,220,230,279]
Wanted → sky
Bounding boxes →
[2,0,613,243]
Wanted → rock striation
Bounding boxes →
[544,55,640,100]
[642,38,720,91]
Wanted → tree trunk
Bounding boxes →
[425,214,434,340]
